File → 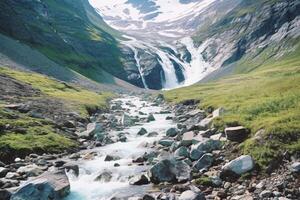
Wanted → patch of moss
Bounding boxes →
[194,176,214,187]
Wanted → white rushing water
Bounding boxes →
[65,96,175,200]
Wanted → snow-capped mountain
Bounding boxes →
[89,0,217,40]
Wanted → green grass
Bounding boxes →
[0,67,114,116]
[165,48,300,168]
[0,108,77,161]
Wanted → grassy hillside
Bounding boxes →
[0,0,126,84]
[164,45,300,168]
[0,66,114,162]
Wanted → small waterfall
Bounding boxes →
[129,46,149,89]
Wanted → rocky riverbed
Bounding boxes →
[0,94,299,200]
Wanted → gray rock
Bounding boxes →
[121,114,134,127]
[147,114,155,122]
[5,172,19,179]
[17,164,44,177]
[11,171,70,200]
[149,159,191,184]
[0,167,9,178]
[174,146,190,158]
[146,131,159,137]
[259,190,272,198]
[94,170,112,182]
[222,155,254,175]
[78,122,103,139]
[193,153,214,171]
[63,163,79,177]
[166,128,179,137]
[158,139,174,147]
[137,128,148,136]
[104,155,121,161]
[179,190,206,200]
[225,126,249,142]
[0,189,11,200]
[129,174,150,185]
[190,139,222,160]
[142,194,155,200]
[291,162,300,173]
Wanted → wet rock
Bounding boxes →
[137,128,148,136]
[0,161,5,167]
[166,128,179,137]
[158,139,175,147]
[104,155,121,162]
[291,162,300,173]
[221,155,254,179]
[146,132,159,137]
[129,174,150,185]
[63,163,79,177]
[193,153,214,171]
[149,159,191,184]
[5,172,19,179]
[147,114,155,122]
[0,167,9,178]
[174,146,190,158]
[142,194,155,200]
[17,164,44,177]
[0,189,11,200]
[121,114,134,127]
[10,171,70,200]
[225,126,249,142]
[179,190,206,200]
[94,170,112,182]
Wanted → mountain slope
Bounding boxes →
[0,0,128,86]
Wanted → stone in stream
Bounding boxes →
[63,163,79,177]
[146,131,159,137]
[179,190,206,200]
[225,126,249,142]
[147,114,155,122]
[10,171,70,200]
[137,127,148,136]
[158,139,175,147]
[104,155,121,161]
[220,155,254,180]
[121,114,134,126]
[94,170,113,182]
[166,128,179,137]
[0,167,9,178]
[129,174,150,185]
[0,189,11,200]
[193,153,214,171]
[149,159,191,184]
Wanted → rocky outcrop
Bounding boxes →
[11,171,70,200]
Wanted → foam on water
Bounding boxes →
[65,96,175,200]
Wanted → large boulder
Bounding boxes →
[179,190,206,200]
[147,114,156,122]
[190,139,222,160]
[149,159,191,184]
[221,155,254,179]
[11,171,70,200]
[225,126,249,142]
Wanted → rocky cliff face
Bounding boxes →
[192,0,300,79]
